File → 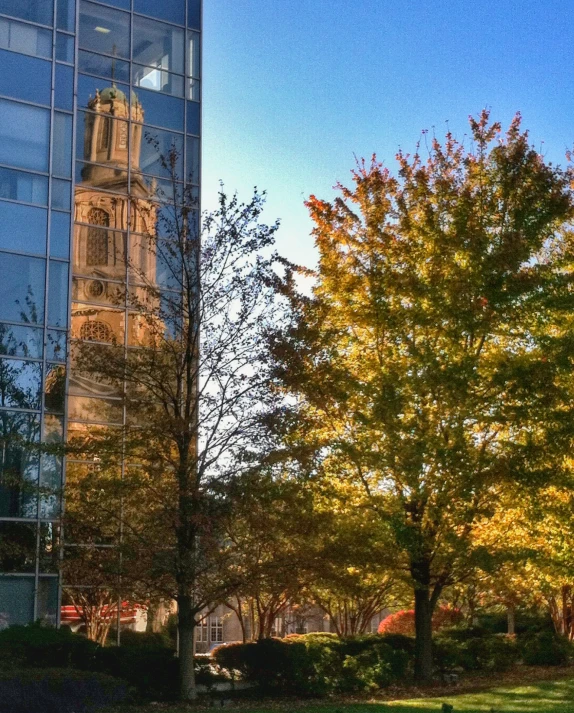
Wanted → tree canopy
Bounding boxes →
[271,111,574,680]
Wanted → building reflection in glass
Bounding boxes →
[70,83,158,418]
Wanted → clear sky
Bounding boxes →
[202,0,573,268]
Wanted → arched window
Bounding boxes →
[86,208,109,266]
[79,320,112,342]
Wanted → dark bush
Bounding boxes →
[521,631,572,666]
[95,645,219,700]
[0,624,98,670]
[0,622,215,702]
[213,635,409,696]
[95,645,179,700]
[0,669,129,713]
[379,632,416,655]
[110,629,174,650]
[435,627,518,672]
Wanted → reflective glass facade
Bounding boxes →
[0,0,201,627]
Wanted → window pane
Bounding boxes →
[45,363,66,413]
[46,330,67,362]
[40,454,62,518]
[0,99,49,172]
[187,100,200,135]
[52,112,73,178]
[55,63,74,111]
[0,358,42,410]
[0,200,47,255]
[129,234,184,290]
[51,179,72,211]
[75,162,129,193]
[0,522,36,571]
[50,210,71,259]
[0,50,52,106]
[0,48,51,105]
[133,16,184,75]
[135,0,185,25]
[0,0,53,26]
[77,74,131,113]
[39,523,59,572]
[188,0,200,30]
[0,324,43,359]
[73,223,127,281]
[57,0,76,31]
[78,50,130,83]
[73,277,125,307]
[37,577,58,625]
[0,253,45,324]
[0,16,52,58]
[134,88,184,132]
[68,395,123,423]
[56,32,74,63]
[187,31,199,78]
[79,1,130,59]
[187,77,199,102]
[0,577,35,625]
[186,136,200,185]
[76,110,130,166]
[0,410,40,518]
[132,64,184,98]
[140,126,183,179]
[0,167,48,206]
[48,260,69,328]
[71,302,124,343]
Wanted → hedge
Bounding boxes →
[435,626,518,672]
[0,669,129,713]
[0,624,221,701]
[213,634,410,695]
[520,631,572,666]
[0,624,98,670]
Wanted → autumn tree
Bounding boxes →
[70,168,281,700]
[271,112,574,680]
[303,480,403,636]
[222,472,314,641]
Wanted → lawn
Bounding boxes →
[108,677,574,713]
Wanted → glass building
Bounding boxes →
[0,0,201,628]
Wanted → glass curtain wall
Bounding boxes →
[0,0,201,629]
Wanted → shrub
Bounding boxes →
[213,635,409,696]
[0,669,129,713]
[109,629,174,650]
[379,633,416,656]
[95,645,179,700]
[521,631,572,666]
[378,606,463,635]
[435,627,518,672]
[0,624,98,670]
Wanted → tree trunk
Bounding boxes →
[507,605,515,635]
[178,594,196,701]
[413,587,434,682]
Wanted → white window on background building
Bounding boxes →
[196,617,208,643]
[210,615,223,643]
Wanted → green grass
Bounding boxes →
[111,678,574,713]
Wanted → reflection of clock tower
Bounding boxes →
[72,85,157,348]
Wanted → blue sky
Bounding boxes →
[202,0,573,267]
